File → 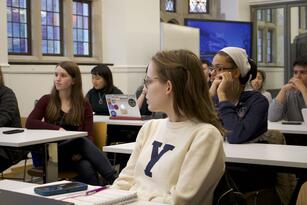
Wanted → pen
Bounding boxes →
[86,186,108,196]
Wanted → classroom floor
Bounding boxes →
[0,160,43,183]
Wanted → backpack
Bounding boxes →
[213,170,247,205]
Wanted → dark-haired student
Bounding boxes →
[250,70,272,104]
[208,47,282,200]
[201,59,212,85]
[26,61,117,185]
[209,47,268,144]
[0,68,28,172]
[268,55,307,122]
[86,64,123,115]
[268,56,307,204]
[112,50,225,204]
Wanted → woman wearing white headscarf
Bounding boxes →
[209,48,284,199]
[209,47,268,144]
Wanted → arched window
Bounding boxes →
[189,0,208,14]
[165,0,175,12]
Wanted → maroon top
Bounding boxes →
[26,94,93,141]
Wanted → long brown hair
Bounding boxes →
[46,61,85,126]
[0,68,4,87]
[152,50,224,135]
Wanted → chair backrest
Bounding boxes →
[213,170,247,205]
[92,122,107,150]
[20,117,27,128]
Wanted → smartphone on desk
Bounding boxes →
[34,182,88,196]
[281,121,302,125]
[2,129,24,134]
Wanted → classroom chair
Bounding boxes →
[92,122,107,150]
[0,117,30,181]
[27,122,108,182]
[213,170,246,205]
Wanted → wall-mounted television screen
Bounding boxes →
[184,19,252,62]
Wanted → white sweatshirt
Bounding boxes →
[112,118,225,205]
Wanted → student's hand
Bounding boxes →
[217,72,241,102]
[209,77,222,96]
[289,77,307,93]
[72,154,82,161]
[59,128,66,131]
[217,72,233,100]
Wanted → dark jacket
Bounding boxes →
[0,86,21,127]
[0,86,25,172]
[213,91,268,143]
[86,86,123,115]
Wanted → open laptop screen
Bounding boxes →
[105,94,142,120]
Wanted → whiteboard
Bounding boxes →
[160,22,200,57]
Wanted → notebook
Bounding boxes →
[0,189,73,205]
[105,94,142,120]
[62,188,137,205]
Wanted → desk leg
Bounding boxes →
[43,143,58,183]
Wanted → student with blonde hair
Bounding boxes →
[112,50,225,204]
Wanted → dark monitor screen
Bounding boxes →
[185,19,252,62]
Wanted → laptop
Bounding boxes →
[105,94,142,120]
[302,108,307,125]
[0,189,73,205]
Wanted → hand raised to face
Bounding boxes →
[288,77,306,93]
[216,72,241,102]
[217,72,233,93]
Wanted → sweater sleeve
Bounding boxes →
[111,124,147,190]
[0,87,20,127]
[169,128,225,205]
[218,96,269,144]
[25,95,61,130]
[268,99,284,122]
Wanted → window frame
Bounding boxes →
[8,0,102,64]
[7,0,32,55]
[254,8,277,65]
[73,0,92,57]
[257,28,264,63]
[41,0,64,56]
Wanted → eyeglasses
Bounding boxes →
[143,77,160,88]
[209,64,235,73]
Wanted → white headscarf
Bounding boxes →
[220,47,251,78]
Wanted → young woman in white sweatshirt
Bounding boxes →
[112,50,225,205]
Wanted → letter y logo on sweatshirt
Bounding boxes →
[144,141,175,177]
